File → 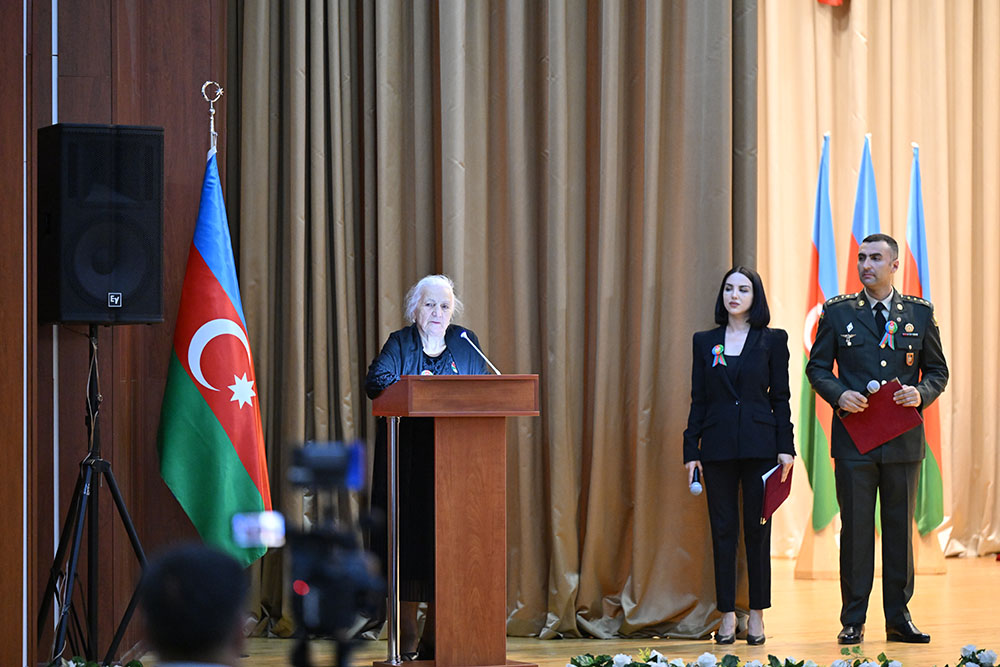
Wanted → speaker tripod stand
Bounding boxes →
[37,324,148,666]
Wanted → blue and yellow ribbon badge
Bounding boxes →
[879,320,897,349]
[712,344,727,367]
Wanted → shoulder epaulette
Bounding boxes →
[901,294,933,308]
[824,293,858,306]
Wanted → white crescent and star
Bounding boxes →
[803,302,823,353]
[187,318,256,409]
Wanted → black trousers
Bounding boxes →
[703,458,775,612]
[835,458,920,626]
[370,417,436,602]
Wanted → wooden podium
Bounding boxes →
[373,375,539,667]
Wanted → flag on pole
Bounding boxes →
[844,135,881,294]
[157,147,271,567]
[800,134,841,531]
[904,143,944,535]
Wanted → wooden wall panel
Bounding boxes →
[31,1,54,665]
[0,3,27,666]
[27,1,229,663]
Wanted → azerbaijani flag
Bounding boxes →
[157,148,271,567]
[904,143,944,536]
[800,134,841,531]
[844,135,881,294]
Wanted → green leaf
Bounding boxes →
[720,655,741,667]
[125,661,144,667]
[768,656,784,667]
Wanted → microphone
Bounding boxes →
[460,330,502,375]
[689,467,703,496]
[837,380,881,418]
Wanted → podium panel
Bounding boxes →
[435,416,507,666]
[373,375,538,667]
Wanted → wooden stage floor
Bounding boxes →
[155,556,1000,666]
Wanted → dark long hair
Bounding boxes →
[713,266,771,327]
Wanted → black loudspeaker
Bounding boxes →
[37,123,164,324]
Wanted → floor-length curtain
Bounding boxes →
[236,0,755,638]
[758,0,1000,559]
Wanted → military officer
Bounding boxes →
[806,233,948,646]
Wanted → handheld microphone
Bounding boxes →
[460,330,502,375]
[836,380,881,418]
[689,467,703,496]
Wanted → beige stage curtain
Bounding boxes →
[235,0,758,639]
[758,0,1000,559]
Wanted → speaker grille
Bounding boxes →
[37,124,164,324]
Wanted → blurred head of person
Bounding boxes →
[139,543,248,666]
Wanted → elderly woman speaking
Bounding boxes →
[366,274,488,660]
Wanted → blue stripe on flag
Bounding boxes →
[814,135,839,300]
[851,135,881,244]
[906,145,932,299]
[192,149,248,329]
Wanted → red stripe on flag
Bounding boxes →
[902,250,943,466]
[844,237,862,294]
[903,252,921,297]
[172,246,271,509]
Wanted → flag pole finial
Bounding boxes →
[201,81,224,151]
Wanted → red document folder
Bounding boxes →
[761,464,792,524]
[839,378,923,454]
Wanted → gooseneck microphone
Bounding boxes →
[690,467,703,496]
[460,330,502,375]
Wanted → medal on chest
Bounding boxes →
[879,320,897,349]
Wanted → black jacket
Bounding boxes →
[365,323,488,398]
[805,290,948,461]
[683,326,795,463]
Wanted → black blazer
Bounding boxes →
[365,323,488,398]
[683,326,795,463]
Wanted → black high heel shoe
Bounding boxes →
[714,630,736,644]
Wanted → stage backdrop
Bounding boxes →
[231,0,757,639]
[758,0,1000,560]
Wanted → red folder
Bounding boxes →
[761,464,792,524]
[839,378,923,454]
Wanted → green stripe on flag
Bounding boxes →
[915,441,944,536]
[158,353,266,567]
[799,357,839,531]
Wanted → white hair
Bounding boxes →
[403,274,464,323]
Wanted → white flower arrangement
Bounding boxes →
[954,645,997,667]
[568,644,997,667]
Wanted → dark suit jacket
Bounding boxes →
[805,289,949,462]
[365,323,488,398]
[683,326,795,463]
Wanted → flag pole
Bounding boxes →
[201,80,223,151]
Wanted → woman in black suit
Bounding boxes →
[366,274,488,660]
[683,266,795,646]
